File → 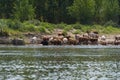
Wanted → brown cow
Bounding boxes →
[114,35,120,45]
[88,31,99,45]
[49,36,62,45]
[66,35,78,45]
[79,37,89,45]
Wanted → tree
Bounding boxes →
[13,0,35,21]
[68,0,95,24]
[94,0,104,24]
[34,0,74,23]
[118,0,120,25]
[0,0,15,18]
[103,0,119,23]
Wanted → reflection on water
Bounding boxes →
[0,45,120,80]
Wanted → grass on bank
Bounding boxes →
[0,19,120,38]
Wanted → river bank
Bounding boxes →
[0,31,119,45]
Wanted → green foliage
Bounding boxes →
[62,30,67,36]
[73,30,81,34]
[72,23,82,29]
[0,19,21,36]
[55,23,67,29]
[0,19,7,28]
[103,0,119,23]
[0,0,120,25]
[40,22,54,31]
[80,25,93,32]
[0,28,9,37]
[13,0,35,21]
[19,21,54,33]
[0,19,120,36]
[26,19,40,26]
[68,0,120,25]
[0,19,9,36]
[7,20,23,30]
[64,25,73,31]
[20,22,37,32]
[94,0,104,24]
[103,26,120,34]
[104,20,119,27]
[38,26,47,33]
[68,0,95,24]
[34,0,73,23]
[0,0,15,18]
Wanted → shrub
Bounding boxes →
[7,20,23,30]
[64,25,73,31]
[24,19,40,26]
[104,20,119,27]
[0,19,8,27]
[103,26,120,34]
[73,30,81,34]
[0,19,9,37]
[19,24,36,32]
[72,23,82,29]
[55,23,67,29]
[38,26,47,33]
[40,22,54,32]
[80,25,92,32]
[62,30,67,36]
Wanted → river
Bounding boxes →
[0,45,120,80]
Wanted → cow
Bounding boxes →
[78,36,89,45]
[88,31,99,45]
[41,36,49,45]
[49,36,62,45]
[31,36,37,44]
[114,35,120,45]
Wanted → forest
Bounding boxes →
[0,0,120,37]
[0,0,120,24]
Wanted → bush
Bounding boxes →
[55,23,67,29]
[0,19,9,37]
[103,26,120,34]
[7,20,23,30]
[38,26,47,33]
[40,22,54,32]
[73,30,81,34]
[80,25,92,32]
[19,24,36,32]
[62,30,67,36]
[0,19,8,27]
[0,30,9,37]
[24,19,40,26]
[64,25,73,31]
[72,23,82,29]
[104,20,119,27]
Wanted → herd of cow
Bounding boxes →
[31,31,120,46]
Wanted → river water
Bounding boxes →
[0,45,120,80]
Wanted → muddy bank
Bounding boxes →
[0,33,120,46]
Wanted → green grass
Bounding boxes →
[0,19,120,37]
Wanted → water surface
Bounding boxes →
[0,45,120,80]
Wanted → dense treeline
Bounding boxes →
[0,0,120,25]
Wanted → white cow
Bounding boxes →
[31,36,37,44]
[101,35,106,41]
